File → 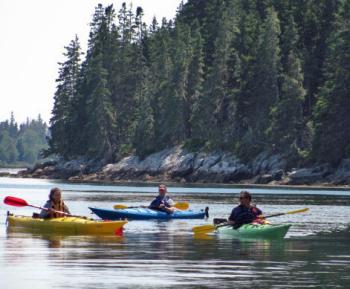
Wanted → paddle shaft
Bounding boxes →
[114,202,189,210]
[217,208,309,226]
[216,210,305,228]
[28,204,71,216]
[3,196,84,218]
[193,207,309,234]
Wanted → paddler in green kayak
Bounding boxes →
[39,187,71,218]
[227,191,263,229]
[149,184,175,214]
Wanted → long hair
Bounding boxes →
[49,187,61,202]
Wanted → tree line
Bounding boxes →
[47,0,350,168]
[0,113,48,166]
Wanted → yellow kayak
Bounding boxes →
[7,214,127,235]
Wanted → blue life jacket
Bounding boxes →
[149,195,173,209]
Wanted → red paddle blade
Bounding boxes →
[4,196,29,207]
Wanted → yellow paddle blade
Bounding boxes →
[192,224,215,234]
[113,204,128,209]
[193,233,215,240]
[286,208,309,215]
[174,202,189,210]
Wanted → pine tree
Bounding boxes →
[268,15,305,157]
[110,3,138,154]
[187,20,205,142]
[48,35,82,158]
[192,3,237,148]
[158,21,191,146]
[133,7,155,158]
[9,112,18,138]
[293,0,338,118]
[83,4,117,160]
[147,19,174,150]
[250,7,281,149]
[312,0,350,165]
[233,3,264,158]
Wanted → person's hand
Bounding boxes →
[46,208,55,217]
[159,204,165,209]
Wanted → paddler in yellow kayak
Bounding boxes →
[149,184,175,214]
[227,191,264,229]
[39,187,71,218]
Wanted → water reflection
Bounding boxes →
[1,179,350,288]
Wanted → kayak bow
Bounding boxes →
[6,213,127,235]
[90,206,209,220]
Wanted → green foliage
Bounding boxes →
[47,35,82,158]
[0,115,48,166]
[312,0,350,165]
[45,0,349,167]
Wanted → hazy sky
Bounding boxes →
[0,0,182,124]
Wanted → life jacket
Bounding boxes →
[51,200,66,218]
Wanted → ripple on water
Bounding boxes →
[1,179,350,288]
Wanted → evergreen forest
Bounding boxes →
[0,113,48,166]
[47,0,350,168]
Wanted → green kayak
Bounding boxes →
[216,223,291,239]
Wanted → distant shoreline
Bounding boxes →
[66,178,350,191]
[8,147,350,190]
[4,172,347,191]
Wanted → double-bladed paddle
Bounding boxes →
[3,195,80,217]
[113,201,190,211]
[192,207,309,234]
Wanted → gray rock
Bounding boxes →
[287,164,331,185]
[140,148,176,174]
[251,152,287,175]
[56,159,86,178]
[329,158,350,184]
[170,151,196,178]
[254,174,273,184]
[103,155,140,173]
[271,169,284,181]
[189,152,222,182]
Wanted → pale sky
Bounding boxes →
[0,0,182,124]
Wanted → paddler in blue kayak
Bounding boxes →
[39,187,71,218]
[149,184,175,214]
[228,191,263,229]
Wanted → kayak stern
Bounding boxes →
[217,223,292,239]
[6,214,127,235]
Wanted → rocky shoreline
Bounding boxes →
[7,146,350,187]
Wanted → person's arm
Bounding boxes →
[251,206,262,217]
[165,196,174,207]
[149,197,161,209]
[39,201,52,218]
[64,203,71,215]
[228,207,239,224]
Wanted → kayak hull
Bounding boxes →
[217,223,291,239]
[7,214,127,235]
[89,207,207,220]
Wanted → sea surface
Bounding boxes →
[0,176,349,288]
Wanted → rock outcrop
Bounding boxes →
[15,147,350,186]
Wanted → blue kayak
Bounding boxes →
[89,207,209,220]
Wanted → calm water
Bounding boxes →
[0,177,350,288]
